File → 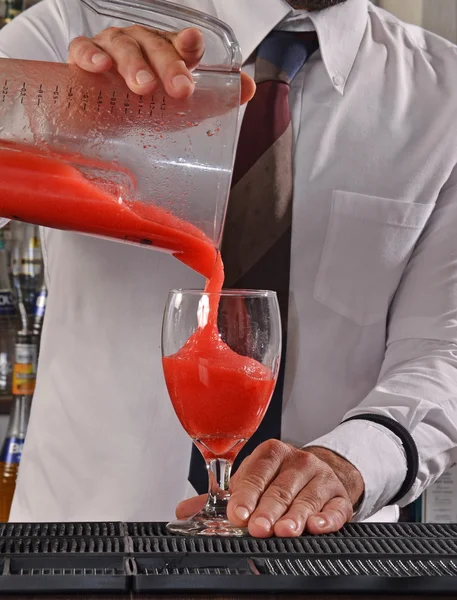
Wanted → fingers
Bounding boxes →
[69,31,157,95]
[91,27,162,96]
[175,494,207,519]
[228,442,355,538]
[273,480,349,538]
[306,497,353,535]
[125,26,195,98]
[70,25,255,105]
[68,36,113,72]
[177,443,355,538]
[252,470,337,538]
[172,28,205,70]
[241,72,256,104]
[248,454,318,538]
[227,440,292,528]
[69,26,202,98]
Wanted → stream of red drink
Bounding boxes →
[0,145,276,462]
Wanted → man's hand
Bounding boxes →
[68,26,255,103]
[177,440,365,538]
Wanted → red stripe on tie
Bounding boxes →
[231,81,291,188]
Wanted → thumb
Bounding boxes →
[176,494,207,519]
[241,73,256,105]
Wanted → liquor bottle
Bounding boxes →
[0,230,18,396]
[32,281,47,341]
[2,223,13,281]
[4,0,23,21]
[0,331,35,521]
[19,224,42,316]
[10,224,29,334]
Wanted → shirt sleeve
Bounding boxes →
[306,170,457,521]
[0,0,69,61]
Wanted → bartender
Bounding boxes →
[1,0,457,538]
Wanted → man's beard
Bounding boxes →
[284,0,347,10]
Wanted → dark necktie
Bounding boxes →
[189,31,319,494]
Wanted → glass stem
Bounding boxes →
[204,458,233,518]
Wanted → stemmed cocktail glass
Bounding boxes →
[162,289,281,536]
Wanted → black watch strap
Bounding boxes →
[343,414,419,506]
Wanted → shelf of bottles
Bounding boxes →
[0,0,40,28]
[0,3,45,518]
[0,222,46,415]
[0,0,45,414]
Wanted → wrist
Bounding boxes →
[305,446,365,508]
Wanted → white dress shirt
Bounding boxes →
[0,0,456,523]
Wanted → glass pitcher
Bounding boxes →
[0,0,241,278]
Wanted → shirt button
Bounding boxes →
[333,74,345,87]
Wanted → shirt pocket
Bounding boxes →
[313,190,433,326]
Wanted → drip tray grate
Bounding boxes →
[0,536,127,554]
[130,533,457,556]
[133,555,457,577]
[131,554,457,594]
[127,521,457,540]
[0,522,123,538]
[0,555,130,594]
[0,522,455,595]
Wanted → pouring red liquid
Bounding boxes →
[0,144,277,461]
[0,144,217,278]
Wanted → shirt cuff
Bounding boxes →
[304,420,407,521]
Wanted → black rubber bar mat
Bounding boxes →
[0,522,456,595]
[0,522,123,537]
[131,555,457,594]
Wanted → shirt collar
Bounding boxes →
[308,0,368,94]
[210,0,368,95]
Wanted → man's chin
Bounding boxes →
[284,0,347,10]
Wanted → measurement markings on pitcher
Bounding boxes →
[20,82,27,105]
[53,85,59,104]
[97,90,103,112]
[67,87,73,109]
[36,84,44,106]
[110,90,116,113]
[150,95,156,116]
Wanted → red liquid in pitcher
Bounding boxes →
[0,144,276,461]
[0,144,217,277]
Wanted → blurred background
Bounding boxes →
[375,0,457,42]
[0,1,40,26]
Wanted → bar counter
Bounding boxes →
[10,594,452,599]
[0,522,456,597]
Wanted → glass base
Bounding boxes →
[167,511,248,537]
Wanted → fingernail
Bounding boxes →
[279,519,297,532]
[172,74,193,93]
[254,517,271,532]
[91,53,107,65]
[315,517,328,528]
[136,70,155,85]
[235,506,250,522]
